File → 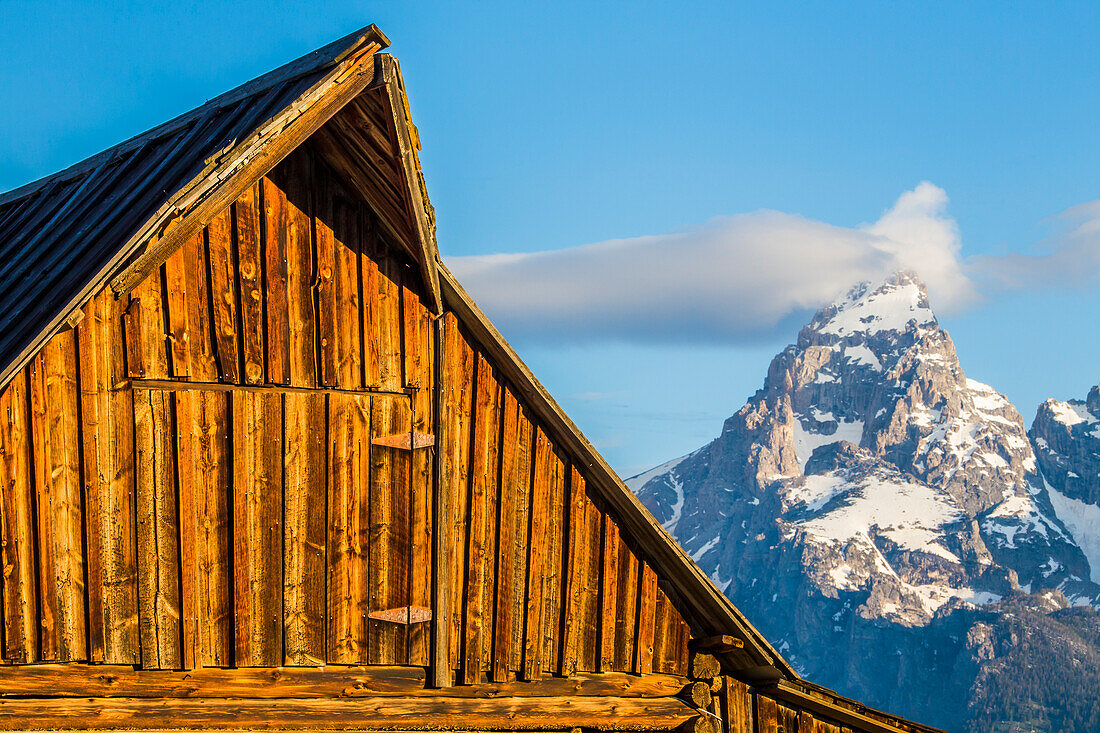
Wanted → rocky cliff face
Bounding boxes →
[1029,386,1100,609]
[630,272,1100,731]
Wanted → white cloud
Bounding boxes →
[970,199,1100,290]
[447,184,1100,344]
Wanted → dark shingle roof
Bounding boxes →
[0,25,388,384]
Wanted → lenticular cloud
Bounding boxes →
[446,183,976,345]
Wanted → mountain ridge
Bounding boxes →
[630,271,1100,731]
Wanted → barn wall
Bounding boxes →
[438,313,690,682]
[0,144,690,678]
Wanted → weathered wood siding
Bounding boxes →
[439,313,690,681]
[0,147,689,677]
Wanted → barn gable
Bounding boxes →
[0,24,942,733]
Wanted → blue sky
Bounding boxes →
[3,1,1098,476]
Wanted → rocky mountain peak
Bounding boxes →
[801,270,936,344]
[633,269,1096,623]
[629,271,1100,731]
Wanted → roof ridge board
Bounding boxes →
[0,23,388,208]
[157,75,314,217]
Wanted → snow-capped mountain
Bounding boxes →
[630,272,1100,731]
[1030,387,1100,592]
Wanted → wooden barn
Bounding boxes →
[0,25,941,733]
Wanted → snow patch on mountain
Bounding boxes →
[791,417,864,472]
[815,276,935,336]
[788,473,962,562]
[1047,482,1100,584]
[1048,399,1098,427]
[626,451,693,532]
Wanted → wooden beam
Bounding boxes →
[0,664,688,702]
[690,635,745,653]
[767,681,946,733]
[130,378,409,400]
[429,320,451,687]
[373,55,442,314]
[0,695,696,730]
[0,665,424,698]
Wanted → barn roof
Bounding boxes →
[0,24,440,390]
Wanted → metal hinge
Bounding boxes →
[370,432,435,450]
[368,606,432,624]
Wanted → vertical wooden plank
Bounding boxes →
[29,331,86,661]
[404,284,433,668]
[231,391,283,666]
[332,190,362,390]
[176,389,232,667]
[78,290,140,664]
[613,539,639,672]
[314,162,338,388]
[438,316,473,674]
[677,617,691,677]
[327,393,370,664]
[480,379,500,680]
[133,389,181,669]
[0,373,37,662]
[279,151,317,388]
[175,391,199,669]
[78,296,106,664]
[779,704,799,733]
[358,214,380,388]
[540,444,566,675]
[507,407,533,674]
[561,466,590,676]
[373,240,403,392]
[522,426,551,680]
[124,270,169,380]
[490,389,533,678]
[283,392,327,666]
[635,561,657,674]
[462,354,499,684]
[402,271,430,392]
[235,184,265,385]
[205,210,241,384]
[369,395,412,666]
[578,489,601,672]
[262,175,290,387]
[652,589,672,673]
[163,247,192,378]
[726,677,754,733]
[598,516,620,673]
[756,696,779,733]
[27,352,57,660]
[428,320,449,687]
[182,231,218,382]
[54,332,88,660]
[491,388,519,683]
